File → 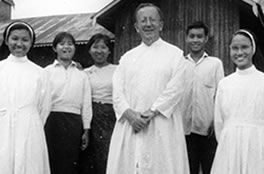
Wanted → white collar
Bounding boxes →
[7,54,28,63]
[53,59,77,67]
[141,38,163,48]
[186,52,208,64]
[236,65,256,75]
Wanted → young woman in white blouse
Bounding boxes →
[211,29,264,174]
[82,33,116,174]
[0,21,50,174]
[44,32,92,174]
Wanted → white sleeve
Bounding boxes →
[112,57,130,121]
[38,70,52,125]
[150,55,187,118]
[214,83,225,142]
[81,74,92,129]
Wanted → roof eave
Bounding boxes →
[93,0,123,20]
[34,41,90,48]
[241,0,258,6]
[3,0,15,6]
[93,0,126,32]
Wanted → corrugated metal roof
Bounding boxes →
[0,13,114,47]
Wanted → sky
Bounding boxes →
[11,0,113,19]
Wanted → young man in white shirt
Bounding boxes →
[184,21,224,174]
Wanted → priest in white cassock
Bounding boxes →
[106,3,190,174]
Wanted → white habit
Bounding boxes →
[106,39,190,174]
[211,65,264,174]
[0,55,50,174]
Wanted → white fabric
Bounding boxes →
[84,64,116,104]
[211,65,264,174]
[0,54,50,174]
[184,53,224,135]
[45,60,92,129]
[107,39,190,174]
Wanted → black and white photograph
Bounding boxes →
[0,0,264,174]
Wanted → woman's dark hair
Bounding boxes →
[52,32,76,50]
[86,33,112,65]
[0,21,36,60]
[86,33,111,51]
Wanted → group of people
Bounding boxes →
[0,21,116,174]
[0,2,264,174]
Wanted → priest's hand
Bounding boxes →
[122,108,149,133]
[81,129,89,151]
[141,109,160,122]
[141,109,156,122]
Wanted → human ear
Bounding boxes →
[159,21,164,31]
[52,46,57,53]
[134,23,140,33]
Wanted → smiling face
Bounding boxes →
[5,29,32,57]
[89,39,110,66]
[134,6,163,46]
[54,37,76,61]
[186,28,208,54]
[230,34,254,70]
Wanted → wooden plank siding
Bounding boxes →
[112,0,239,75]
[0,1,12,21]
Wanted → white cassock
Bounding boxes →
[106,38,190,174]
[211,65,264,174]
[0,55,50,174]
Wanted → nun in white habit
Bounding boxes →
[211,29,264,174]
[0,21,50,174]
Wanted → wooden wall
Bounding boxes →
[0,1,11,22]
[112,0,239,74]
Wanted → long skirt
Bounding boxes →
[45,112,83,174]
[211,119,264,174]
[0,107,50,174]
[79,102,116,174]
